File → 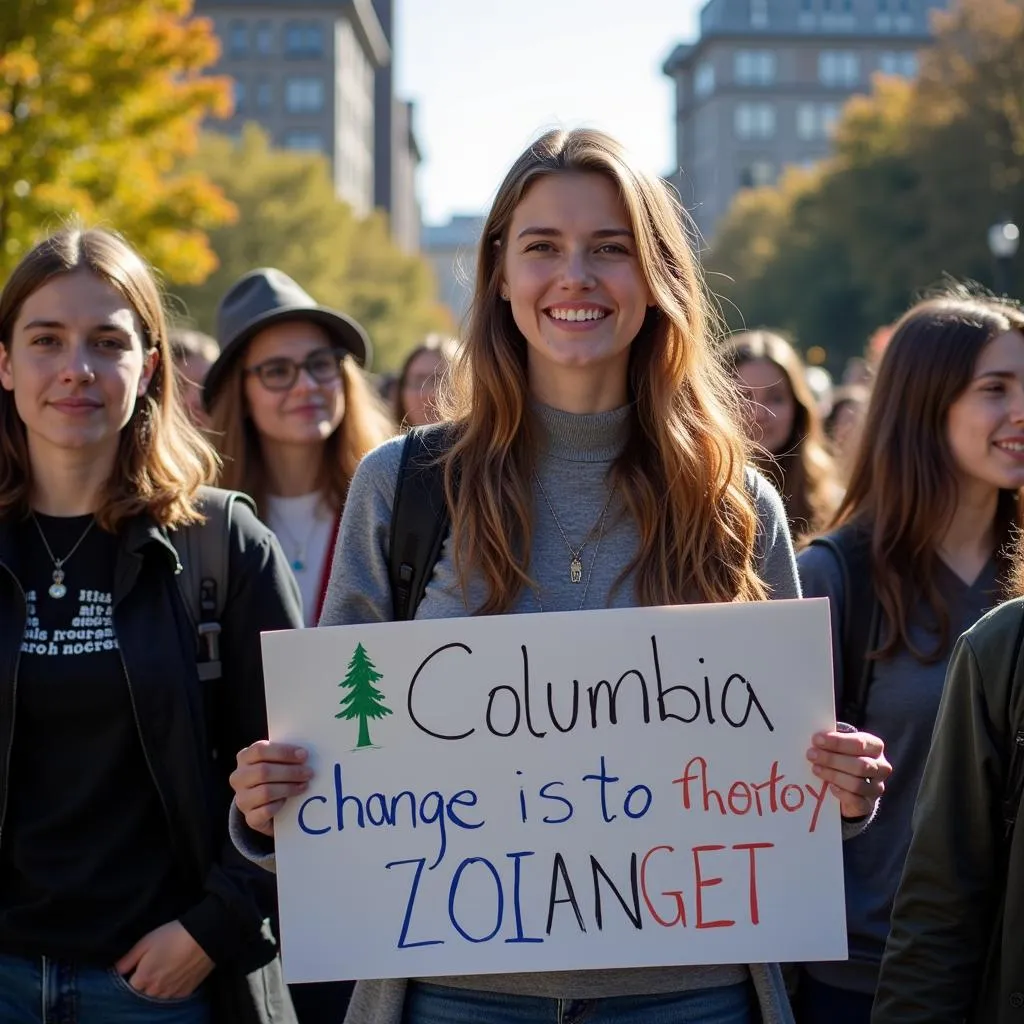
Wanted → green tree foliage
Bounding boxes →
[0,0,235,281]
[336,643,392,749]
[173,126,451,370]
[706,0,1024,368]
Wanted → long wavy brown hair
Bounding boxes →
[723,330,838,540]
[0,227,217,529]
[829,291,1024,663]
[440,128,768,613]
[209,351,393,516]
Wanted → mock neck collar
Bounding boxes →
[533,401,632,463]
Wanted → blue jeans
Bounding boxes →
[0,953,211,1024]
[402,981,757,1024]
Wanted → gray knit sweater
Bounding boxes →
[798,542,999,994]
[235,404,803,1024]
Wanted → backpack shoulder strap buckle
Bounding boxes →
[388,426,455,621]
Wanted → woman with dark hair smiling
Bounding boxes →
[796,290,1024,1024]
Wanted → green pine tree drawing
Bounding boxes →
[336,642,392,748]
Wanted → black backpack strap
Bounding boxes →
[388,426,455,621]
[170,486,255,682]
[807,526,882,729]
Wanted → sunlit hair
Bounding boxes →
[394,333,459,425]
[440,127,768,613]
[209,351,394,515]
[0,227,218,529]
[830,290,1024,662]
[723,330,838,541]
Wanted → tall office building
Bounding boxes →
[195,0,398,222]
[421,215,486,325]
[371,0,422,252]
[663,0,948,241]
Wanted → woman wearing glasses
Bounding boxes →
[204,269,394,629]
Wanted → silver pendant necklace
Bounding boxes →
[534,473,616,584]
[31,513,97,599]
[533,493,614,613]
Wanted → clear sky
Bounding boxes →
[394,1,705,226]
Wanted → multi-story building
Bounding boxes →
[663,0,948,241]
[421,215,486,325]
[194,0,390,219]
[383,99,422,253]
[371,0,421,252]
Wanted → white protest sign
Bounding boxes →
[261,598,846,983]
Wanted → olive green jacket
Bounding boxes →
[873,597,1024,1024]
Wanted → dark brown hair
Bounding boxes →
[830,292,1024,662]
[0,227,217,528]
[723,330,838,540]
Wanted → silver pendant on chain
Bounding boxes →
[49,568,67,600]
[570,558,583,584]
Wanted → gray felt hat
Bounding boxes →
[203,267,370,410]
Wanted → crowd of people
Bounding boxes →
[0,125,1020,1024]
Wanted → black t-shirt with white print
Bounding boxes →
[0,513,192,964]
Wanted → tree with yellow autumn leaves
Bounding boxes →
[173,127,451,370]
[707,0,1024,369]
[0,0,234,282]
[0,1,448,367]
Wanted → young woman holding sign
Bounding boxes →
[229,129,890,1024]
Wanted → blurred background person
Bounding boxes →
[805,363,835,420]
[796,291,1024,1024]
[825,383,871,480]
[842,355,874,388]
[204,268,393,630]
[203,267,392,1023]
[169,327,219,429]
[724,329,840,542]
[374,370,399,412]
[393,332,458,428]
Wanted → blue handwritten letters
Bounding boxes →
[260,600,847,983]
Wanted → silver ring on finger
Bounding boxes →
[863,775,874,790]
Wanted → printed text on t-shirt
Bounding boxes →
[20,589,120,657]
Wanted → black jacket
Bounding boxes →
[873,597,1024,1024]
[0,497,303,1021]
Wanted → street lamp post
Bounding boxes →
[988,219,1021,296]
